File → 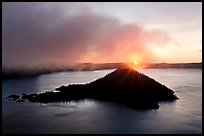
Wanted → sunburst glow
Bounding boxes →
[134,61,138,65]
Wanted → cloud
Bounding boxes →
[2,2,170,69]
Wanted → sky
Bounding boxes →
[2,2,202,69]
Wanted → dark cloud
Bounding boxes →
[2,2,170,69]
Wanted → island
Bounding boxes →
[7,68,179,110]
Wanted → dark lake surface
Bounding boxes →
[2,68,202,134]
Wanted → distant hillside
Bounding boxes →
[2,62,202,80]
[145,62,202,69]
[2,63,129,80]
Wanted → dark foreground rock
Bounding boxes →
[6,94,20,100]
[7,68,179,110]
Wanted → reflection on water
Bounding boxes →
[2,69,202,134]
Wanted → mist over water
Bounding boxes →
[2,68,202,134]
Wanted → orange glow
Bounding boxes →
[133,61,138,65]
[128,61,140,71]
[133,61,140,70]
[128,61,149,71]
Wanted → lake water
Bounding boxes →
[2,68,202,134]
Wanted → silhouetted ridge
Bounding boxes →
[7,68,179,110]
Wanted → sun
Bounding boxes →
[129,61,138,69]
[131,61,142,71]
[133,61,138,65]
